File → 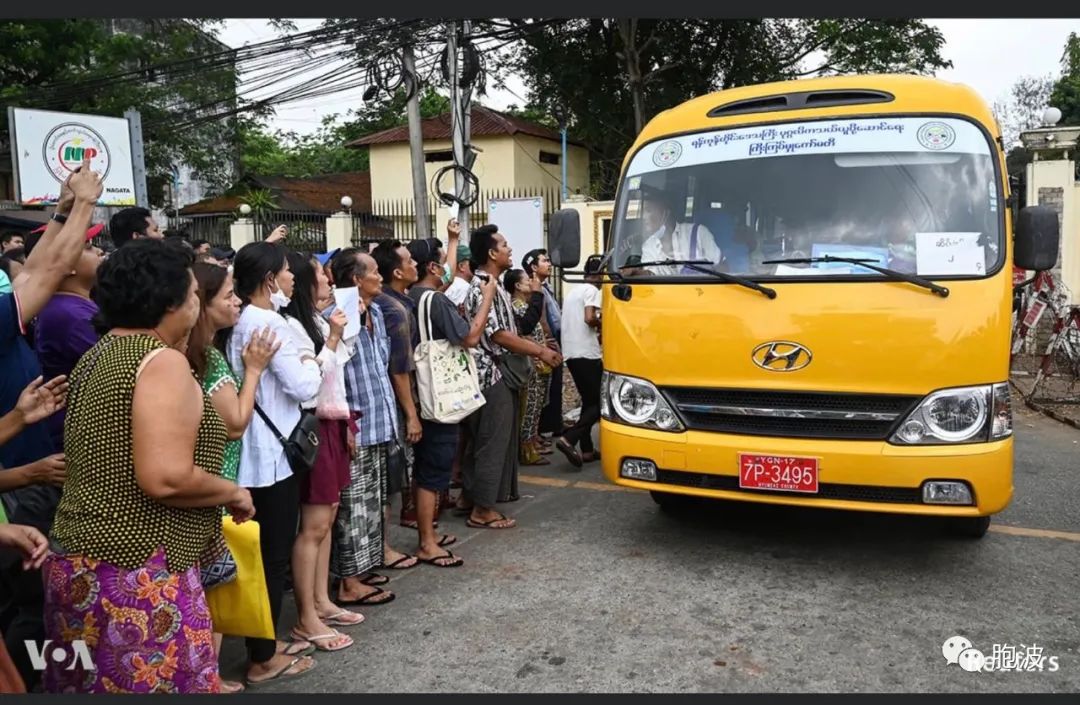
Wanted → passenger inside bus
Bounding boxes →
[638,186,723,276]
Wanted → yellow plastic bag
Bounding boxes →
[204,516,275,640]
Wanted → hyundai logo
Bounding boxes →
[752,342,812,372]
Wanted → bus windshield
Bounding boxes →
[611,116,1003,280]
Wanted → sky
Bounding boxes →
[217,18,1080,137]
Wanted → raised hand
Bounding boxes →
[241,326,281,374]
[68,155,104,203]
[15,375,68,425]
[265,225,288,244]
[446,218,462,240]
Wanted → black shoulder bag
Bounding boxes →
[253,403,321,477]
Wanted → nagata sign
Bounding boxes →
[9,107,137,207]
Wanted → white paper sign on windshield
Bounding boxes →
[915,232,985,276]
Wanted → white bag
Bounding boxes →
[414,291,486,423]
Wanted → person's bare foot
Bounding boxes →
[466,507,516,529]
[337,578,395,605]
[382,548,418,569]
[245,653,316,685]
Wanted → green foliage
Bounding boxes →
[0,19,256,204]
[238,87,450,179]
[1049,32,1080,128]
[492,19,951,198]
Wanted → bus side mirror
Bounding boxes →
[548,209,581,269]
[1015,206,1060,272]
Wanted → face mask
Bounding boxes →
[268,280,291,311]
[440,266,453,285]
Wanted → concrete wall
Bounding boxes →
[1026,158,1080,304]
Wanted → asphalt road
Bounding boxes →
[220,402,1080,693]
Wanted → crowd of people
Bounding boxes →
[0,158,605,693]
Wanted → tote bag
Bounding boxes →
[204,516,275,640]
[414,291,486,423]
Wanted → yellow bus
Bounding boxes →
[550,74,1060,538]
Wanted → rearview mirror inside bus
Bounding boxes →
[1015,205,1060,272]
[548,208,581,268]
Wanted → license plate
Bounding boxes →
[738,454,819,493]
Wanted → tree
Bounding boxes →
[239,87,451,178]
[494,19,950,198]
[0,19,257,204]
[1049,32,1080,127]
[993,75,1054,150]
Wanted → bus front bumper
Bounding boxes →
[600,421,1013,516]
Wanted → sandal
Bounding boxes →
[339,586,396,606]
[555,438,583,468]
[321,609,365,627]
[522,456,551,466]
[437,534,457,547]
[383,554,419,570]
[244,656,316,689]
[359,573,389,586]
[466,513,517,529]
[280,641,316,658]
[418,550,464,568]
[290,628,353,652]
[219,679,245,694]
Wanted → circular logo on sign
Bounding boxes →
[42,122,112,183]
[652,140,683,167]
[917,122,956,151]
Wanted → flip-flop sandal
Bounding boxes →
[339,586,396,606]
[383,554,419,570]
[555,438,583,468]
[523,457,552,466]
[244,656,316,689]
[321,609,365,627]
[360,573,389,586]
[466,514,517,529]
[418,550,464,568]
[290,628,353,652]
[437,534,457,547]
[219,679,245,694]
[281,641,316,658]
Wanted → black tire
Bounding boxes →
[650,491,691,514]
[945,515,991,539]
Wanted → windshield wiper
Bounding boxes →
[761,256,949,298]
[626,259,777,299]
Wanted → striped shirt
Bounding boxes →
[343,301,398,447]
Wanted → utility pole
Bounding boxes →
[402,45,431,238]
[447,20,474,234]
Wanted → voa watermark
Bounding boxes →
[943,636,1061,673]
[25,640,95,672]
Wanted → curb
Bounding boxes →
[1023,397,1080,430]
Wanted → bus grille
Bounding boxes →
[655,469,923,504]
[660,388,921,440]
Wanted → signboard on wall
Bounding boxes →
[9,107,137,206]
[488,197,544,264]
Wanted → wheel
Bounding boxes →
[650,490,692,514]
[945,515,991,539]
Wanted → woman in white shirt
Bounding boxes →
[639,187,723,276]
[227,242,322,686]
[281,251,360,653]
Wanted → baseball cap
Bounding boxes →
[30,222,105,241]
[522,248,547,274]
[314,248,340,267]
[210,246,235,261]
[455,244,471,265]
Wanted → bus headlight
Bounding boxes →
[891,384,1010,445]
[601,372,685,432]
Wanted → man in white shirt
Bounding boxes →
[443,243,473,310]
[639,187,723,276]
[554,256,604,468]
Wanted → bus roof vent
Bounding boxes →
[708,89,894,118]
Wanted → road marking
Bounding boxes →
[519,474,572,488]
[518,473,1080,543]
[573,480,637,493]
[989,524,1080,543]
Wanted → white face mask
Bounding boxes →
[268,279,291,311]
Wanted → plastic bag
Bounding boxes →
[315,349,351,420]
[204,517,274,640]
